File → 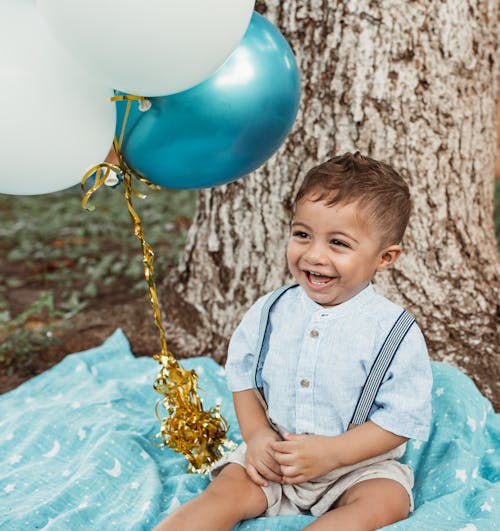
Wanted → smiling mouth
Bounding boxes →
[306,271,334,286]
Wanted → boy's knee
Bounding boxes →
[337,478,409,527]
[207,464,267,518]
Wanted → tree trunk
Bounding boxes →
[159,0,500,409]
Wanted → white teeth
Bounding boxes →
[307,271,331,286]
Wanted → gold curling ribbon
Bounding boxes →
[81,94,235,473]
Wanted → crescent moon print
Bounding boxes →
[103,458,122,478]
[43,440,61,458]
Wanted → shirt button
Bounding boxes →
[310,329,319,337]
[300,378,310,388]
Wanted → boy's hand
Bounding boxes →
[244,427,283,487]
[272,422,408,484]
[272,432,338,484]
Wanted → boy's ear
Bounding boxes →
[376,245,402,272]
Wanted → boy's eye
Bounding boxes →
[330,239,348,247]
[292,230,309,239]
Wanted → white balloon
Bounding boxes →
[0,0,115,196]
[36,0,255,97]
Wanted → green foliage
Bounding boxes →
[0,183,197,371]
[0,292,62,375]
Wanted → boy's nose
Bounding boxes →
[303,243,328,265]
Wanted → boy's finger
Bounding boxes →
[259,463,283,484]
[273,452,295,466]
[280,464,298,477]
[263,455,283,477]
[281,466,306,484]
[283,432,308,441]
[270,440,294,453]
[246,464,268,486]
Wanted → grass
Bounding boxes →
[0,182,197,372]
[0,292,62,375]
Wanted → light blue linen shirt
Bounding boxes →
[225,284,432,441]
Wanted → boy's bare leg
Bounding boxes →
[152,463,268,531]
[304,478,410,531]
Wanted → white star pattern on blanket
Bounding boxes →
[0,330,497,530]
[8,454,22,465]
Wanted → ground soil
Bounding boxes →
[0,289,147,394]
[0,260,210,395]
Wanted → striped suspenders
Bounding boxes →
[347,309,415,428]
[251,285,415,428]
[253,284,298,391]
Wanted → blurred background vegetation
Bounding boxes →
[0,183,196,377]
[0,179,499,383]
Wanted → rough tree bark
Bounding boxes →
[160,0,500,408]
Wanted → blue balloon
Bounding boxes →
[115,13,300,189]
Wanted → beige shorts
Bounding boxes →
[210,442,414,517]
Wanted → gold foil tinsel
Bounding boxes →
[81,94,234,473]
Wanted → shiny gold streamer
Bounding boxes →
[81,94,235,473]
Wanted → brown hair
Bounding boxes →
[295,152,411,245]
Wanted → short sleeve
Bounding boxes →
[224,292,271,392]
[369,322,433,441]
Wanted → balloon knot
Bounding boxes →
[138,98,152,112]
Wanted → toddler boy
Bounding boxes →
[154,152,432,531]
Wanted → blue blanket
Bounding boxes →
[0,329,498,530]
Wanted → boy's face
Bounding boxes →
[286,197,401,307]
